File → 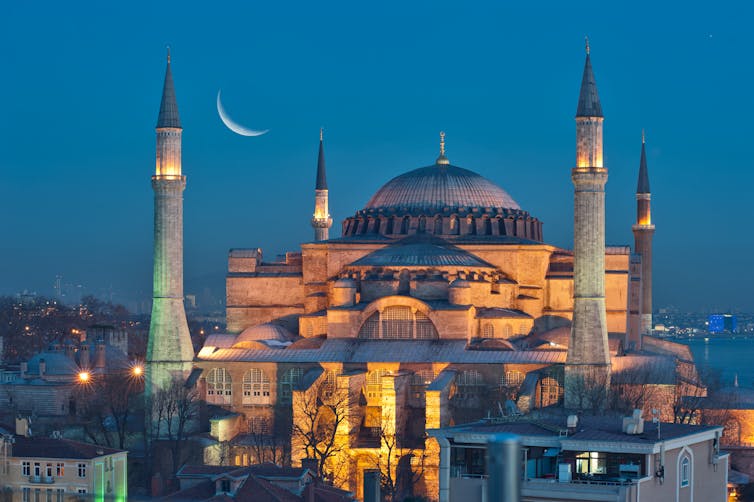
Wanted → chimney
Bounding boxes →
[80,345,90,369]
[15,417,29,437]
[39,358,46,378]
[95,342,106,369]
[363,469,381,502]
[301,458,318,477]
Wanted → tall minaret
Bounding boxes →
[632,132,654,339]
[146,50,194,400]
[565,39,611,409]
[311,128,332,241]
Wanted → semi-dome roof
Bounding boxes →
[365,164,520,212]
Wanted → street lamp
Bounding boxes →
[77,371,90,383]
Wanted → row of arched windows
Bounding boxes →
[205,367,303,405]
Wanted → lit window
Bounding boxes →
[77,463,86,478]
[206,368,232,404]
[502,370,525,388]
[575,452,607,475]
[56,463,64,477]
[242,368,271,405]
[680,456,690,487]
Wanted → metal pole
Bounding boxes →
[486,433,521,502]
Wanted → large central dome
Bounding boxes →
[339,152,542,242]
[365,164,520,212]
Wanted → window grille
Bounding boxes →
[242,368,271,405]
[279,367,303,404]
[358,306,438,339]
[206,368,232,404]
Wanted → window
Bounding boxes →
[77,463,86,478]
[22,461,30,476]
[366,369,390,403]
[411,370,435,399]
[45,463,52,477]
[539,376,563,407]
[34,462,41,476]
[482,323,494,338]
[34,489,40,502]
[242,368,271,405]
[575,452,607,475]
[279,367,303,404]
[221,479,231,493]
[358,306,439,340]
[206,367,232,404]
[55,490,64,502]
[455,370,484,400]
[680,456,690,487]
[22,488,30,502]
[502,370,525,388]
[45,489,52,502]
[77,489,87,495]
[56,463,64,476]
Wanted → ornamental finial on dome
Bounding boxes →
[436,131,450,165]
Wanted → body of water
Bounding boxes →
[675,337,754,388]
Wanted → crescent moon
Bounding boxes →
[216,90,269,137]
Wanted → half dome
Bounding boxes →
[365,164,520,212]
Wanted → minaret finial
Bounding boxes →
[642,129,646,144]
[436,131,450,165]
[320,127,324,142]
[167,45,171,64]
[585,36,590,55]
[735,373,739,387]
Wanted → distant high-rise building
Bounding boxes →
[145,50,194,402]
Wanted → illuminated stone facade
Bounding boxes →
[194,50,669,499]
[146,53,193,400]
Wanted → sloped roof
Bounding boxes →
[197,339,566,364]
[12,437,123,459]
[349,236,495,268]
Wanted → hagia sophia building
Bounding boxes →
[144,43,704,498]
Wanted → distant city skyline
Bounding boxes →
[2,1,753,310]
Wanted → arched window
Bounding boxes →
[358,306,439,339]
[279,367,303,404]
[418,216,426,233]
[482,323,495,338]
[434,216,443,234]
[206,368,232,404]
[502,370,525,388]
[242,368,270,405]
[503,324,513,338]
[680,456,690,488]
[449,216,459,235]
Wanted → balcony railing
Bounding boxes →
[28,475,55,484]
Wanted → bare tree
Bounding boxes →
[369,409,426,502]
[292,377,354,481]
[148,378,199,477]
[76,371,144,449]
[565,368,610,414]
[246,417,291,466]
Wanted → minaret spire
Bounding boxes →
[146,51,194,414]
[566,43,611,410]
[311,129,333,240]
[633,131,655,343]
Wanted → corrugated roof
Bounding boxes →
[197,339,566,364]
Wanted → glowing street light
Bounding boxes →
[78,371,90,383]
[132,365,143,377]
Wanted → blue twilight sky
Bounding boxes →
[1,1,753,311]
